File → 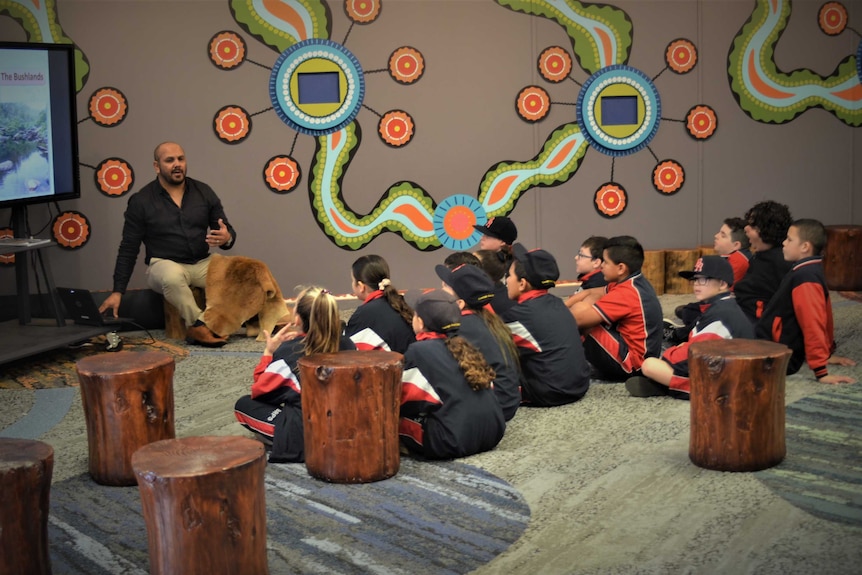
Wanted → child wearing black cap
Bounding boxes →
[436,262,522,420]
[625,256,754,398]
[502,244,591,406]
[473,216,518,254]
[755,219,856,384]
[569,236,663,382]
[399,290,506,459]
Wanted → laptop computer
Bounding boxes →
[56,287,134,327]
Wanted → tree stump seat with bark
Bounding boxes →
[823,224,862,291]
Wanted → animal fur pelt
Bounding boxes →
[202,254,290,340]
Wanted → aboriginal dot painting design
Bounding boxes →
[652,160,684,195]
[52,211,91,249]
[728,0,861,126]
[0,228,13,266]
[95,158,135,197]
[264,156,302,194]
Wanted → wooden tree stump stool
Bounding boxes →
[76,351,175,485]
[689,339,792,472]
[664,249,700,294]
[699,244,717,258]
[163,286,206,339]
[642,249,666,296]
[132,436,268,575]
[0,438,54,575]
[823,225,862,291]
[299,350,403,483]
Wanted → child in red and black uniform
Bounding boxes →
[756,219,857,384]
[626,256,754,398]
[345,254,415,354]
[574,235,609,290]
[234,287,355,462]
[436,262,522,421]
[399,290,506,459]
[570,236,663,382]
[502,244,590,406]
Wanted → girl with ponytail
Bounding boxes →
[346,254,415,353]
[234,286,355,462]
[399,289,505,460]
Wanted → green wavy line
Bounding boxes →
[229,0,330,54]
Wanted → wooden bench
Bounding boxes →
[76,350,176,485]
[299,350,403,483]
[664,248,701,294]
[0,438,54,575]
[132,435,269,575]
[688,339,792,472]
[823,224,862,291]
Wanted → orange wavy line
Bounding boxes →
[488,174,518,207]
[747,51,793,99]
[831,83,862,102]
[262,0,308,41]
[393,203,433,232]
[769,0,778,13]
[329,208,358,234]
[546,139,577,170]
[329,130,341,150]
[594,27,613,67]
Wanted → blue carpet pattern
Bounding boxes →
[48,457,530,574]
[756,383,862,526]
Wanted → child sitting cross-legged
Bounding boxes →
[626,256,754,398]
[399,289,506,460]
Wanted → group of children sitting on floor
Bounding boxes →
[234,201,857,463]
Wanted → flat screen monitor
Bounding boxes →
[0,42,80,212]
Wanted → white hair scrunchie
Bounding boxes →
[378,278,391,290]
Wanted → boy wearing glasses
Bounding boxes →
[626,256,754,398]
[573,235,609,291]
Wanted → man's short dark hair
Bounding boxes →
[792,218,827,255]
[744,201,792,248]
[603,236,644,273]
[581,236,608,259]
[723,217,750,250]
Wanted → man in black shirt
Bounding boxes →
[100,142,236,346]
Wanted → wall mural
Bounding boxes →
[728,0,861,126]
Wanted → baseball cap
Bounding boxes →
[512,243,560,289]
[678,255,734,286]
[408,289,462,333]
[435,263,496,308]
[473,216,517,245]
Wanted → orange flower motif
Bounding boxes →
[666,39,697,74]
[264,156,301,193]
[95,158,134,196]
[686,105,717,140]
[538,47,572,83]
[345,0,381,24]
[214,106,252,143]
[89,88,128,127]
[0,228,14,265]
[378,110,414,147]
[52,212,90,249]
[594,183,627,218]
[516,86,550,123]
[209,31,247,69]
[819,2,848,35]
[653,160,684,195]
[389,47,425,85]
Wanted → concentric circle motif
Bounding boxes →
[538,46,572,83]
[345,0,381,24]
[0,228,13,265]
[214,105,252,144]
[666,39,697,74]
[95,158,134,197]
[653,160,684,195]
[594,183,627,218]
[269,39,365,136]
[819,2,848,35]
[378,110,414,147]
[576,65,661,157]
[263,155,301,194]
[388,47,425,85]
[433,194,487,251]
[52,211,91,249]
[686,105,717,140]
[209,31,246,69]
[516,86,551,122]
[88,87,128,127]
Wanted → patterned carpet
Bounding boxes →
[756,382,862,526]
[48,457,530,574]
[0,338,188,390]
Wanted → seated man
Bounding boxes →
[569,236,663,381]
[99,141,237,346]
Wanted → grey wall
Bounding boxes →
[2,0,860,299]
